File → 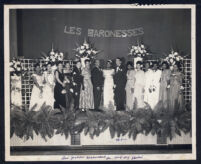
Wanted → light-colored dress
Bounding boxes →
[125,70,135,110]
[11,75,22,107]
[103,69,115,110]
[144,69,153,107]
[169,71,184,112]
[149,70,162,110]
[134,70,145,108]
[159,69,171,108]
[79,67,94,109]
[29,73,45,111]
[43,71,55,109]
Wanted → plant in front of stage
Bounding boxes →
[10,103,191,142]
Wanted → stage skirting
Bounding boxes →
[10,129,191,146]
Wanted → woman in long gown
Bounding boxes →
[54,62,66,110]
[103,60,115,110]
[79,59,94,109]
[133,61,145,109]
[125,61,135,110]
[144,61,153,107]
[168,62,184,113]
[29,63,45,111]
[150,62,162,110]
[158,62,171,109]
[63,61,73,109]
[43,62,55,109]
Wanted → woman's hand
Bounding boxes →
[62,83,66,88]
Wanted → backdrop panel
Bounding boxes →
[10,9,191,60]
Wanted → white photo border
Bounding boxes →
[4,4,196,161]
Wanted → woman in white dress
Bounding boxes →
[150,62,162,110]
[103,60,115,110]
[133,61,145,109]
[144,61,154,107]
[125,61,135,110]
[42,62,55,109]
[29,63,45,111]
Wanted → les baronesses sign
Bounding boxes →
[64,26,144,38]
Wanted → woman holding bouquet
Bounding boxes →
[125,61,135,110]
[79,59,94,109]
[158,62,171,109]
[29,63,45,111]
[168,62,184,113]
[133,61,145,108]
[42,62,55,109]
[54,61,66,110]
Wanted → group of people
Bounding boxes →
[29,57,184,113]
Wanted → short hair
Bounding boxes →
[174,61,182,71]
[126,61,133,67]
[161,61,169,69]
[116,57,122,61]
[152,61,159,66]
[46,62,52,67]
[136,61,143,65]
[34,63,40,68]
[84,59,90,64]
[56,61,63,66]
[144,61,150,65]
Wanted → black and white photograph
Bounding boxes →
[4,4,196,161]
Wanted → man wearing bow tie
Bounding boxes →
[113,58,127,111]
[72,60,83,110]
[91,59,104,109]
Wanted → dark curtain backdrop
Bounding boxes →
[10,9,191,60]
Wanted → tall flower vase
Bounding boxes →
[11,75,22,108]
[133,56,143,69]
[80,56,89,68]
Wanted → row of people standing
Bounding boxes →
[29,58,184,113]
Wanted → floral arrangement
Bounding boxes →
[73,39,101,59]
[164,50,184,66]
[128,43,149,58]
[10,102,191,142]
[10,58,27,76]
[41,44,64,64]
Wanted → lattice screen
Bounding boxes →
[19,58,192,109]
[20,59,74,109]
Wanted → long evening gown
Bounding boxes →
[159,69,171,109]
[149,70,162,110]
[134,70,145,108]
[169,71,184,113]
[54,70,66,109]
[79,67,94,109]
[144,69,153,107]
[103,69,115,110]
[125,70,135,110]
[11,75,22,107]
[43,71,55,109]
[29,73,45,111]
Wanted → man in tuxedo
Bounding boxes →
[91,59,104,109]
[113,58,127,111]
[72,60,83,110]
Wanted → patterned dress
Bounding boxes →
[169,71,184,113]
[159,69,171,109]
[79,67,94,109]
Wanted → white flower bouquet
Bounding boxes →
[164,50,183,66]
[128,43,149,58]
[73,39,101,59]
[10,58,27,76]
[41,43,64,64]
